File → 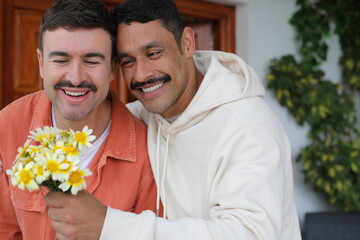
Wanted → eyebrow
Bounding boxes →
[48,51,105,60]
[117,41,164,60]
[84,52,105,60]
[48,51,69,58]
[117,52,129,61]
[143,41,164,51]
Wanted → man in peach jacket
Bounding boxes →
[0,0,157,239]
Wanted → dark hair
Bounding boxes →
[39,0,116,58]
[113,0,185,50]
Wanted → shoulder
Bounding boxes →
[213,97,289,144]
[111,96,148,134]
[0,91,46,117]
[126,100,152,125]
[0,91,47,126]
[221,97,282,127]
[0,91,48,168]
[109,96,149,160]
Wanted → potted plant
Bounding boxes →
[266,0,360,214]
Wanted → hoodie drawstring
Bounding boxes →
[155,121,161,217]
[155,119,170,219]
[161,134,170,219]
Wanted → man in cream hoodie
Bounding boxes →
[43,0,302,239]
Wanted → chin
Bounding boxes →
[61,109,89,122]
[63,114,84,121]
[143,103,167,115]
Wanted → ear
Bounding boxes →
[36,48,44,79]
[181,27,196,58]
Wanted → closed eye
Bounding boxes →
[147,51,161,58]
[52,59,69,65]
[85,60,100,65]
[120,58,135,67]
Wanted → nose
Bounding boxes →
[66,60,85,86]
[133,58,154,83]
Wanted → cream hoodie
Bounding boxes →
[101,51,302,240]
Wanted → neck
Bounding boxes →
[195,69,203,87]
[54,99,111,139]
[162,67,203,119]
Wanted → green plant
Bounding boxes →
[266,0,360,211]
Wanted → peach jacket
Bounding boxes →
[0,90,157,240]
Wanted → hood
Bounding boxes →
[162,50,265,133]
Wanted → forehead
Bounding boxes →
[116,20,175,52]
[42,27,112,55]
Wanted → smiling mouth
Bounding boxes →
[64,90,90,97]
[141,82,164,93]
[131,75,171,94]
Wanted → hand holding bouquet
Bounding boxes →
[6,126,96,195]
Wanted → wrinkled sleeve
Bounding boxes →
[0,153,22,240]
[100,125,300,240]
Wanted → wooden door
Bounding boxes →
[0,0,235,109]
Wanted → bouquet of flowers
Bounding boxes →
[6,126,96,195]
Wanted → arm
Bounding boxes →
[44,191,107,240]
[45,125,300,240]
[0,155,22,240]
[100,125,300,240]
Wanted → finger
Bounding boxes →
[44,191,70,208]
[0,161,3,173]
[50,218,63,232]
[52,221,76,240]
[48,206,66,222]
[55,232,69,240]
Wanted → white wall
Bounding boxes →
[207,0,341,229]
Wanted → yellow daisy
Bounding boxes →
[16,139,31,159]
[58,158,80,179]
[6,161,22,186]
[34,164,51,184]
[58,168,92,195]
[29,126,59,145]
[11,162,39,192]
[32,155,51,184]
[50,140,65,153]
[44,153,69,182]
[27,144,42,157]
[62,143,80,162]
[72,126,96,151]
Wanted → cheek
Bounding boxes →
[42,64,63,81]
[41,72,57,88]
[90,67,112,82]
[121,68,133,86]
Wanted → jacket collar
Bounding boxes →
[103,90,137,163]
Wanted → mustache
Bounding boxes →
[54,80,97,92]
[130,75,171,90]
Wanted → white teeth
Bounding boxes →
[64,90,87,97]
[142,82,164,93]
